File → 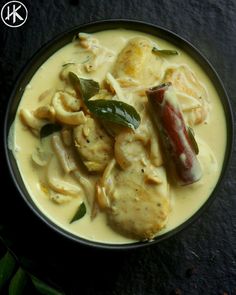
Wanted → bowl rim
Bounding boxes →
[3,19,234,250]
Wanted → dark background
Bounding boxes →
[0,0,236,294]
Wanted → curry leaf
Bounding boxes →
[187,126,199,155]
[31,275,64,295]
[70,202,86,224]
[69,72,100,101]
[40,124,62,139]
[62,62,75,67]
[72,34,79,42]
[8,267,28,295]
[87,99,141,130]
[69,72,141,129]
[0,239,65,294]
[0,251,16,291]
[152,47,179,56]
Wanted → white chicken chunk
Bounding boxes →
[73,117,113,172]
[78,33,114,72]
[97,159,170,240]
[112,37,166,87]
[114,130,149,170]
[163,65,210,125]
[96,125,170,240]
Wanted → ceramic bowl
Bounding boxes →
[4,20,234,250]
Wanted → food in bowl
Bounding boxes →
[9,28,227,244]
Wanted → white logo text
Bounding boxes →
[1,1,28,28]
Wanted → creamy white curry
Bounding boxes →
[10,29,226,244]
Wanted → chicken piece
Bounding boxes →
[114,131,149,170]
[49,191,72,204]
[112,37,165,87]
[73,117,113,172]
[163,65,210,125]
[78,33,114,72]
[96,159,170,240]
[79,33,100,50]
[113,37,152,79]
[97,126,169,240]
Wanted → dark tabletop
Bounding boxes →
[0,0,236,294]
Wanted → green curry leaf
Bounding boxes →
[62,62,75,67]
[72,34,79,42]
[69,72,141,130]
[0,239,65,294]
[69,72,100,102]
[187,126,199,155]
[8,267,28,295]
[40,124,62,139]
[87,99,140,130]
[152,47,179,56]
[70,202,87,224]
[31,275,65,295]
[0,251,16,291]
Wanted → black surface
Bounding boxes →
[0,0,236,294]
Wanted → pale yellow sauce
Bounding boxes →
[12,29,227,244]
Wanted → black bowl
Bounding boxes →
[4,20,234,250]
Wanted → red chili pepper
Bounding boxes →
[146,82,202,185]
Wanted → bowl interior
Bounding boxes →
[4,20,234,250]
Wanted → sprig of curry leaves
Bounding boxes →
[0,251,16,291]
[0,248,64,294]
[69,72,141,130]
